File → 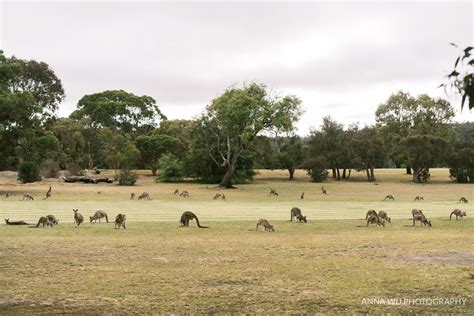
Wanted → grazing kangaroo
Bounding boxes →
[43,186,52,200]
[365,209,377,219]
[4,218,29,225]
[179,211,208,228]
[35,216,52,227]
[411,209,423,218]
[459,197,468,203]
[213,193,225,200]
[290,207,307,222]
[269,189,278,197]
[138,192,150,200]
[378,211,391,223]
[4,192,11,199]
[450,209,467,220]
[90,210,109,223]
[256,219,274,232]
[73,209,84,226]
[114,214,126,229]
[22,193,34,201]
[414,196,424,202]
[366,214,385,227]
[321,187,327,195]
[179,191,190,198]
[413,213,432,227]
[383,194,394,201]
[174,189,180,196]
[300,192,305,199]
[46,215,58,225]
[130,193,135,200]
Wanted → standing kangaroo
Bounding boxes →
[114,214,126,229]
[290,207,307,222]
[90,211,109,223]
[73,209,84,226]
[300,192,305,200]
[174,189,180,196]
[256,219,274,232]
[450,209,467,220]
[130,193,135,200]
[179,211,208,228]
[4,192,11,199]
[43,186,52,200]
[321,187,327,195]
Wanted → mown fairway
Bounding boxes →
[0,169,473,313]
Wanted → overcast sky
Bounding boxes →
[1,0,472,135]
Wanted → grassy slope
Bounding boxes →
[0,169,473,313]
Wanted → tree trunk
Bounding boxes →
[151,167,157,176]
[366,168,371,181]
[347,169,352,179]
[342,169,346,179]
[288,168,295,180]
[219,160,238,188]
[336,168,341,181]
[370,167,376,182]
[332,168,337,178]
[412,168,420,183]
[406,167,412,175]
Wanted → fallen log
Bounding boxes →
[62,176,113,184]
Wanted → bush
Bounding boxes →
[40,159,60,178]
[18,161,41,183]
[303,156,328,183]
[156,154,183,183]
[66,162,85,176]
[115,169,138,186]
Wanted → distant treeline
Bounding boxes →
[0,50,472,185]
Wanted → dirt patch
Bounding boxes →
[396,252,474,265]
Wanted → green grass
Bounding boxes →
[0,168,473,313]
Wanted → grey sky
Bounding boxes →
[1,0,473,135]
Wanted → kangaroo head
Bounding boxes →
[4,218,9,223]
[302,216,307,223]
[387,217,391,223]
[427,221,432,227]
[268,225,274,232]
[89,216,94,223]
[463,211,467,216]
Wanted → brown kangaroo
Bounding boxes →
[73,209,84,226]
[179,211,208,228]
[4,192,11,199]
[179,191,190,198]
[213,193,225,200]
[46,215,58,225]
[138,192,150,200]
[300,192,305,199]
[35,216,52,227]
[378,211,391,223]
[4,218,29,225]
[365,209,377,219]
[459,197,468,203]
[130,193,135,200]
[450,209,467,220]
[22,193,34,201]
[114,214,126,229]
[42,186,52,200]
[321,186,327,195]
[290,207,307,222]
[366,214,385,227]
[383,194,394,201]
[413,213,431,227]
[174,189,180,196]
[269,189,278,197]
[411,209,423,218]
[414,195,424,202]
[256,219,274,232]
[90,210,108,223]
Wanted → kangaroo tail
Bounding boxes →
[450,212,454,220]
[194,216,208,228]
[105,214,109,223]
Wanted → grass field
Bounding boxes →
[0,168,473,313]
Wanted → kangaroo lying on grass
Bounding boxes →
[179,211,208,228]
[4,218,29,225]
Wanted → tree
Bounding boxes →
[447,122,474,183]
[278,136,305,180]
[71,90,166,135]
[135,134,186,175]
[443,44,473,110]
[351,127,385,181]
[200,83,302,188]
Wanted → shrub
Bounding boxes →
[18,160,41,183]
[303,156,328,183]
[156,154,183,183]
[40,159,60,178]
[115,169,138,186]
[66,162,85,176]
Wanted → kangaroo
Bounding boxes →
[321,186,327,195]
[130,193,135,200]
[90,210,108,223]
[378,211,391,223]
[174,189,180,196]
[300,192,305,200]
[73,209,84,226]
[413,213,432,227]
[179,211,208,228]
[367,214,385,227]
[269,189,278,197]
[4,192,11,199]
[450,209,467,220]
[114,213,126,229]
[411,208,423,218]
[383,194,394,201]
[42,186,52,200]
[290,207,307,222]
[179,191,190,198]
[414,195,424,202]
[213,193,223,200]
[256,219,274,232]
[4,218,29,225]
[365,209,377,220]
[22,193,34,201]
[46,215,58,225]
[459,197,468,203]
[138,192,150,200]
[35,216,52,227]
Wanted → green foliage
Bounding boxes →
[136,134,186,175]
[40,159,60,178]
[447,122,474,183]
[443,44,473,110]
[71,90,166,135]
[303,156,328,182]
[115,169,138,186]
[156,154,183,183]
[17,160,41,183]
